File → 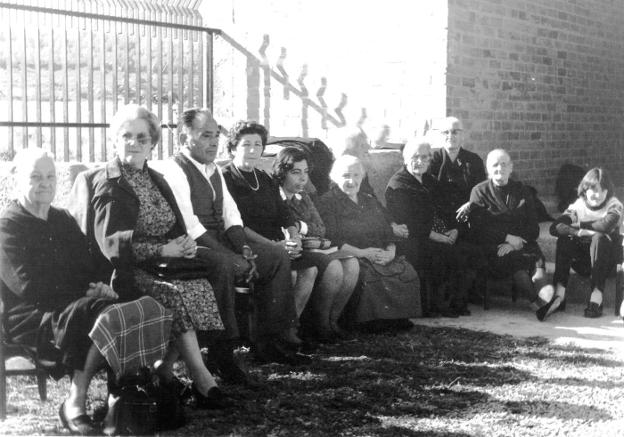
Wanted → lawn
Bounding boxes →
[1,324,623,436]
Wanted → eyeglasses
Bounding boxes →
[441,129,462,136]
[119,132,152,146]
[411,155,431,163]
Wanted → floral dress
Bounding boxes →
[122,164,223,334]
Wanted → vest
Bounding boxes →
[173,154,225,233]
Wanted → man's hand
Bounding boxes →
[161,235,197,258]
[241,245,259,282]
[496,243,515,257]
[445,229,459,245]
[86,282,119,300]
[505,234,526,250]
[577,229,597,238]
[455,201,472,222]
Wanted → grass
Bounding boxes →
[2,324,624,436]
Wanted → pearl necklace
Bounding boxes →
[240,167,260,192]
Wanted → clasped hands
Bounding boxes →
[86,281,118,300]
[161,235,197,259]
[362,247,394,265]
[497,234,525,257]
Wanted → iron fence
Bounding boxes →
[0,0,218,161]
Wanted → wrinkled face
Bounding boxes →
[335,162,364,198]
[232,133,263,171]
[116,118,153,168]
[585,184,608,207]
[440,119,463,156]
[406,143,432,177]
[18,156,57,208]
[183,112,220,165]
[282,159,309,194]
[487,151,513,186]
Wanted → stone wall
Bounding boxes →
[446,0,624,195]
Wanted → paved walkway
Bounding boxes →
[412,297,624,355]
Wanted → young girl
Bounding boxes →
[542,167,623,320]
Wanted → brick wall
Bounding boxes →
[447,0,624,195]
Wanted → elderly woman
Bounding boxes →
[469,149,547,316]
[545,168,623,320]
[0,148,171,435]
[385,138,483,317]
[221,121,322,348]
[317,155,421,332]
[273,146,360,339]
[70,104,230,410]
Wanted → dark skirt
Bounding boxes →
[291,250,332,277]
[37,296,112,379]
[486,241,544,279]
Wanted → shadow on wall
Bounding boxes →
[218,31,351,137]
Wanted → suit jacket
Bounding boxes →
[69,158,186,300]
[469,179,539,254]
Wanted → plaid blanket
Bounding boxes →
[89,296,172,378]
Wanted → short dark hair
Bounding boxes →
[177,107,216,137]
[578,167,614,200]
[226,120,268,154]
[273,146,311,185]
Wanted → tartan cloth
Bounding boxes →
[89,296,172,378]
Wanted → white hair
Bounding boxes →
[12,147,54,175]
[329,154,365,183]
[402,136,432,163]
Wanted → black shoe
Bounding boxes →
[544,296,564,319]
[536,296,558,322]
[192,385,234,410]
[59,402,98,436]
[439,309,460,318]
[205,342,256,387]
[584,302,603,318]
[253,341,312,365]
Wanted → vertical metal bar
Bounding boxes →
[167,34,174,155]
[49,26,56,158]
[88,20,94,161]
[63,21,69,160]
[76,25,82,161]
[35,27,42,148]
[156,22,163,159]
[189,36,194,107]
[8,25,14,157]
[100,20,107,161]
[112,20,118,113]
[124,21,129,103]
[21,22,28,148]
[197,29,203,110]
[177,32,183,141]
[146,21,152,111]
[136,19,141,105]
[206,32,213,112]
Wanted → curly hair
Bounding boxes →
[226,120,268,154]
[272,146,312,185]
[110,103,161,147]
[577,167,614,200]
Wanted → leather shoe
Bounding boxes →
[192,385,234,410]
[584,302,603,318]
[59,402,98,436]
[204,342,256,387]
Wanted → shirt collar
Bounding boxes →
[280,186,302,201]
[182,149,216,176]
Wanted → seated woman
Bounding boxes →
[469,149,547,315]
[70,104,231,410]
[317,155,421,332]
[0,148,171,435]
[545,167,623,320]
[273,146,360,339]
[221,121,322,348]
[385,138,483,317]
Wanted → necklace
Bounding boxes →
[240,167,260,191]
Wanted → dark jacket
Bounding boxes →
[429,147,485,222]
[70,159,186,300]
[469,179,539,253]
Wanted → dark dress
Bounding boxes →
[222,163,330,276]
[469,179,544,278]
[70,159,222,335]
[317,184,421,324]
[0,201,110,378]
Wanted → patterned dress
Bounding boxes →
[122,164,223,334]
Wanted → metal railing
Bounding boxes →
[0,0,218,161]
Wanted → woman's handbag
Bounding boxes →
[353,255,422,323]
[140,257,209,280]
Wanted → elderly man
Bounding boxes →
[161,108,308,371]
[385,137,482,317]
[469,149,549,317]
[429,117,486,227]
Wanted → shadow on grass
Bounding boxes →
[503,400,611,420]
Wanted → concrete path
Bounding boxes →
[412,297,624,355]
